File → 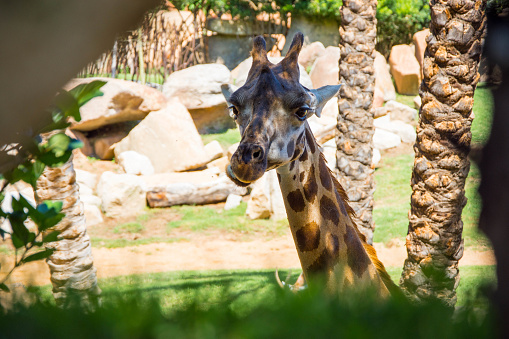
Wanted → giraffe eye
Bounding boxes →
[295,106,311,121]
[228,105,239,119]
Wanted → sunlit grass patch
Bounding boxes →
[201,128,241,149]
[113,222,144,234]
[167,202,288,237]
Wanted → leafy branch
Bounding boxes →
[0,80,106,292]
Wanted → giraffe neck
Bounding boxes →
[276,124,389,294]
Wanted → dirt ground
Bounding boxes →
[6,233,496,287]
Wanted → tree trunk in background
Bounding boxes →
[336,0,378,244]
[400,0,486,307]
[36,153,101,307]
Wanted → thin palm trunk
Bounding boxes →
[36,153,101,307]
[400,0,486,306]
[336,0,378,244]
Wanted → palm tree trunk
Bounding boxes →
[399,0,486,306]
[336,0,378,244]
[36,153,101,307]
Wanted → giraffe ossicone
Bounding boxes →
[222,32,399,297]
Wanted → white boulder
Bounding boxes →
[373,128,401,150]
[224,194,243,211]
[97,171,147,217]
[246,170,286,220]
[117,151,155,176]
[114,98,209,173]
[66,77,167,132]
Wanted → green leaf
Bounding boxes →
[9,212,29,247]
[47,134,71,158]
[68,80,106,108]
[22,249,54,263]
[54,90,80,122]
[0,283,10,292]
[34,201,64,231]
[37,150,72,168]
[38,201,63,214]
[42,231,60,243]
[11,234,24,249]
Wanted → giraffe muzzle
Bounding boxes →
[227,143,268,186]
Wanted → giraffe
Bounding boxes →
[222,32,398,296]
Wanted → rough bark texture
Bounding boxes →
[479,10,509,333]
[36,154,101,307]
[400,0,486,306]
[336,0,378,244]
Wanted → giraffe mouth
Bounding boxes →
[226,165,252,187]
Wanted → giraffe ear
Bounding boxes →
[221,84,238,104]
[309,85,341,118]
[281,32,304,80]
[251,36,269,65]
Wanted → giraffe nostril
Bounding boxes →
[251,145,264,161]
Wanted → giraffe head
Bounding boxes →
[222,33,341,186]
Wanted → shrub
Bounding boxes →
[376,0,430,57]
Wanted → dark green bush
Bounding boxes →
[0,284,496,339]
[376,0,430,57]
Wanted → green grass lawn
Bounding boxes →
[167,202,288,238]
[201,128,241,149]
[32,265,496,312]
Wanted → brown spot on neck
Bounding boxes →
[319,195,340,225]
[319,156,332,191]
[295,221,321,252]
[287,189,306,213]
[299,148,308,162]
[303,165,318,203]
[286,140,295,158]
[305,128,316,154]
[344,226,370,278]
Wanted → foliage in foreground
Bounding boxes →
[0,80,106,291]
[1,277,496,339]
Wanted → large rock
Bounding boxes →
[114,99,209,173]
[75,169,98,190]
[389,45,421,95]
[141,168,221,191]
[162,64,235,134]
[373,128,401,150]
[309,46,341,89]
[374,51,396,108]
[373,114,416,143]
[117,151,155,176]
[84,204,103,227]
[204,140,224,163]
[373,100,418,124]
[298,41,326,70]
[66,77,167,132]
[97,171,147,217]
[385,100,418,123]
[230,56,313,89]
[413,29,429,77]
[246,170,286,220]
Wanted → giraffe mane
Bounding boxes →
[316,137,401,297]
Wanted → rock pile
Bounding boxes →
[65,31,426,224]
